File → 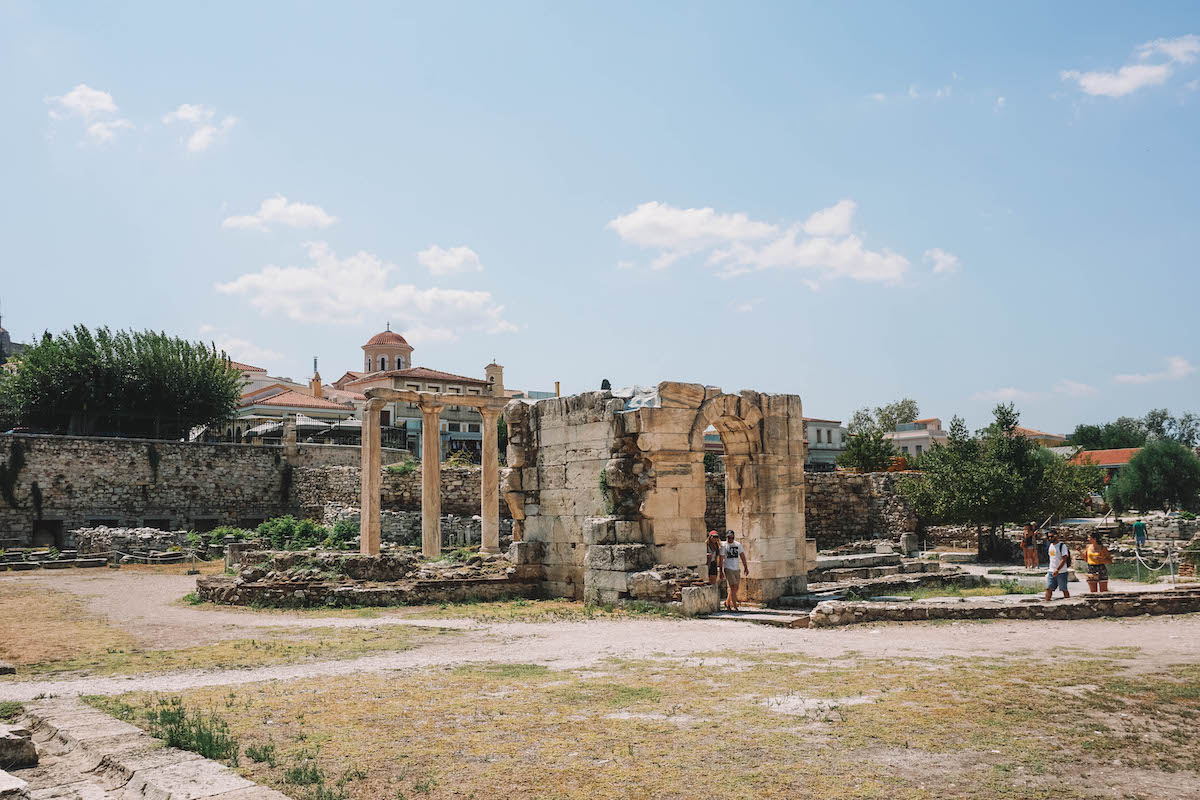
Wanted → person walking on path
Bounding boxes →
[718,529,750,611]
[1021,523,1037,569]
[705,531,722,586]
[1082,530,1113,593]
[1132,519,1148,548]
[1045,529,1071,601]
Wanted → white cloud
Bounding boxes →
[86,118,134,142]
[222,195,338,231]
[609,199,924,286]
[923,247,961,274]
[46,84,132,143]
[1060,64,1172,97]
[972,387,1036,403]
[605,201,777,270]
[995,96,1006,111]
[802,200,856,237]
[197,325,283,366]
[615,259,635,270]
[417,245,483,276]
[1113,356,1196,384]
[1137,34,1200,64]
[162,103,237,152]
[1062,34,1199,97]
[733,298,763,313]
[1054,379,1098,398]
[214,242,515,341]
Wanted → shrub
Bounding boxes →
[208,525,251,545]
[245,740,277,766]
[145,696,239,765]
[256,516,330,550]
[387,459,418,476]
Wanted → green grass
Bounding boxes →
[0,701,23,722]
[859,580,1039,601]
[1106,562,1171,583]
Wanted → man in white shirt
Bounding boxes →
[1044,528,1071,601]
[718,529,750,611]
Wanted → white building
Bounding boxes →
[882,417,948,457]
[804,417,846,469]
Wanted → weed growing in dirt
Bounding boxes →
[0,701,23,722]
[146,696,239,765]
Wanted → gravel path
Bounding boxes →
[3,569,1198,703]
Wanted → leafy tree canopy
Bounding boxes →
[1106,439,1200,513]
[899,404,1102,554]
[847,397,920,435]
[0,325,243,439]
[837,429,897,473]
[1067,408,1199,450]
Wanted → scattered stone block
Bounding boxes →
[870,595,913,602]
[0,726,37,769]
[681,584,720,616]
[0,768,29,800]
[0,662,13,675]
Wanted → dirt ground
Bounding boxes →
[3,568,1200,799]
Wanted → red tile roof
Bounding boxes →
[364,330,410,347]
[240,390,354,411]
[803,417,842,424]
[324,387,366,402]
[346,366,489,387]
[911,417,940,424]
[1070,447,1140,467]
[1013,426,1065,439]
[229,360,267,372]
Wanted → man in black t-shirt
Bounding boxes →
[718,529,750,611]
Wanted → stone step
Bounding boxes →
[813,553,902,571]
[705,609,810,628]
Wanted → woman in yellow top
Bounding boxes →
[1082,530,1113,593]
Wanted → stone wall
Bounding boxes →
[704,470,918,550]
[293,465,511,521]
[0,434,412,546]
[321,502,513,549]
[0,434,295,545]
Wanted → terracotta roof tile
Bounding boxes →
[364,330,410,347]
[240,390,353,411]
[1070,447,1140,467]
[229,360,267,372]
[346,366,489,386]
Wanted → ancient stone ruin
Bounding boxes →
[358,381,812,603]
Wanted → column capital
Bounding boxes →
[478,405,502,421]
[418,398,445,415]
[364,397,388,412]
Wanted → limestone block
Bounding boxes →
[652,460,702,489]
[540,465,568,490]
[566,461,602,490]
[583,545,611,570]
[0,769,29,799]
[676,487,707,516]
[548,541,583,567]
[635,432,692,452]
[603,458,637,489]
[506,540,545,565]
[655,542,706,569]
[649,517,703,546]
[658,381,706,409]
[614,520,641,544]
[681,584,721,616]
[584,517,617,545]
[639,488,679,519]
[538,426,567,447]
[0,726,37,768]
[566,421,617,445]
[583,585,623,605]
[585,568,631,592]
[749,536,799,563]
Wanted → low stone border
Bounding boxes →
[809,588,1200,627]
[20,697,288,799]
[197,572,543,608]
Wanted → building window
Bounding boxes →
[428,385,440,393]
[380,356,388,371]
[468,423,480,433]
[468,388,480,395]
[916,445,922,454]
[448,422,461,432]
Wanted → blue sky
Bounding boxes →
[2,1,1198,434]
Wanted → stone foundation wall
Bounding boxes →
[292,465,512,520]
[703,471,918,549]
[0,434,416,546]
[320,502,513,549]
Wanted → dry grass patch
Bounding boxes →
[92,648,1200,799]
[406,597,679,622]
[0,583,135,668]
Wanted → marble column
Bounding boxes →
[420,398,444,558]
[479,406,502,554]
[359,397,385,556]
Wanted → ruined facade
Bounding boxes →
[502,382,811,603]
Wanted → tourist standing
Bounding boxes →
[1132,518,1148,548]
[1082,531,1112,593]
[1044,529,1071,601]
[705,531,722,586]
[1021,523,1037,569]
[718,529,749,611]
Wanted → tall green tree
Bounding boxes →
[900,405,1101,558]
[0,326,242,439]
[847,397,920,435]
[837,429,897,472]
[1106,440,1200,512]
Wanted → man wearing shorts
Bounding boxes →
[718,529,750,611]
[1044,529,1071,601]
[1132,519,1148,547]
